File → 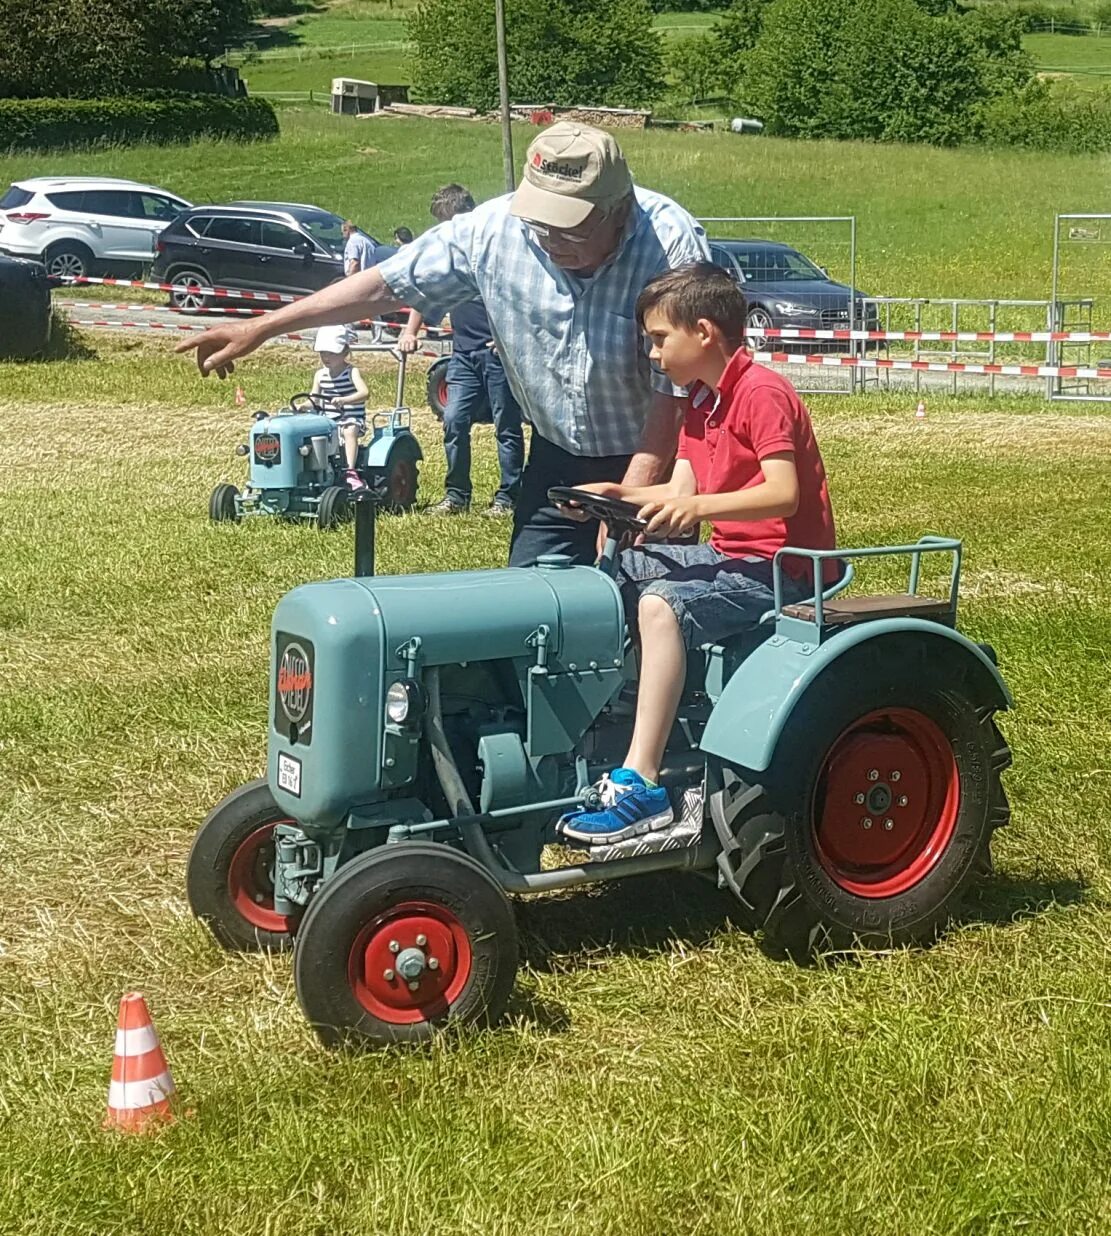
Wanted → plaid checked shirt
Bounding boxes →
[377,188,708,457]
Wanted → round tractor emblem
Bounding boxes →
[277,641,313,723]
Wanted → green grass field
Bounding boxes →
[2,114,1111,1232]
[6,111,1111,307]
[3,330,1111,1232]
[1027,31,1111,81]
[232,8,716,96]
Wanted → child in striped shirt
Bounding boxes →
[311,325,370,491]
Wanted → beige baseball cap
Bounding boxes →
[510,122,633,229]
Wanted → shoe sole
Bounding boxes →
[559,807,675,845]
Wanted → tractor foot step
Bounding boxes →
[587,786,703,863]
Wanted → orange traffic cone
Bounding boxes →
[235,385,246,407]
[104,993,176,1132]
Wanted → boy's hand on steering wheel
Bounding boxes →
[639,496,701,540]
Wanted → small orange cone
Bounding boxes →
[235,385,246,407]
[104,993,176,1132]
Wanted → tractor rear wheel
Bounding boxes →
[383,450,419,513]
[187,778,300,952]
[209,482,240,523]
[710,638,1011,959]
[426,357,450,420]
[294,842,518,1049]
[316,484,350,530]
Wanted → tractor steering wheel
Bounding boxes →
[287,392,322,414]
[547,486,649,530]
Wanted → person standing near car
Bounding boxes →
[341,220,389,276]
[399,184,523,518]
[179,122,709,566]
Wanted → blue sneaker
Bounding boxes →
[559,768,674,844]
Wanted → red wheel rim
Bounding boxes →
[388,459,416,505]
[227,821,297,933]
[813,708,960,898]
[437,378,448,408]
[348,900,472,1024]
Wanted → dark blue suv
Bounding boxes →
[151,201,348,309]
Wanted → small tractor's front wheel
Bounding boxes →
[294,842,518,1049]
[187,778,300,952]
[711,638,1011,959]
[209,482,240,523]
[316,484,351,530]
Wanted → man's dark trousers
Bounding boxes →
[508,431,631,567]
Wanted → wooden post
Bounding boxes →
[495,0,515,193]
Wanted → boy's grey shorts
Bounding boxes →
[618,543,810,650]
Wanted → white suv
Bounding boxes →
[0,177,192,279]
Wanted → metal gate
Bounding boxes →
[696,215,859,394]
[1050,213,1111,403]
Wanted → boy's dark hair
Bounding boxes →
[393,226,414,244]
[429,184,476,222]
[635,262,748,350]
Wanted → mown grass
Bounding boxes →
[2,331,1111,1232]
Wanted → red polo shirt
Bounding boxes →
[676,350,836,579]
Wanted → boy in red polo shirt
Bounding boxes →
[560,262,836,843]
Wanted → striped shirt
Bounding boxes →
[314,365,365,418]
[377,188,708,457]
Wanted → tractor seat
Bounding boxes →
[781,593,953,625]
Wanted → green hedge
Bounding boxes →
[0,94,278,152]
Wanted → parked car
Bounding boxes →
[708,239,878,349]
[0,177,191,280]
[151,201,349,309]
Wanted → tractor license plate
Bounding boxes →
[277,752,302,797]
[254,434,281,465]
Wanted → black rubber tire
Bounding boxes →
[168,267,214,311]
[43,241,93,281]
[209,482,240,523]
[382,443,420,513]
[711,636,1011,960]
[294,842,519,1049]
[317,484,350,530]
[186,778,300,952]
[745,305,774,352]
[426,357,450,420]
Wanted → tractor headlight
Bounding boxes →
[386,680,424,728]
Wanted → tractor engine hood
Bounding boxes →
[267,559,625,827]
[249,411,335,488]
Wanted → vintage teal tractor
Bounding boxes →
[209,352,422,530]
[188,490,1012,1048]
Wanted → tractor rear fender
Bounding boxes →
[699,619,1011,774]
[364,430,422,470]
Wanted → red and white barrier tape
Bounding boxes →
[754,326,1111,343]
[57,279,1107,345]
[68,317,317,342]
[59,273,301,303]
[750,350,1111,380]
[67,317,1111,379]
[60,299,446,335]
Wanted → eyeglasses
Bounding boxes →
[527,208,611,247]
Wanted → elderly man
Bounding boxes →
[179,123,708,566]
